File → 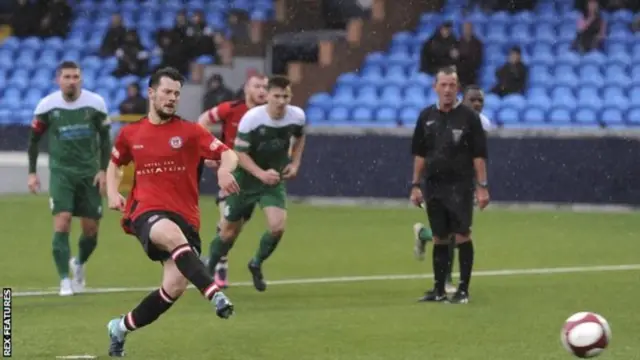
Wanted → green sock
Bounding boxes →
[208,235,234,273]
[78,234,98,265]
[418,227,433,242]
[252,231,282,265]
[52,232,71,279]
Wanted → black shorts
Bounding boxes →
[132,211,202,262]
[424,183,474,239]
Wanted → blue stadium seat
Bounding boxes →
[627,108,640,126]
[548,107,572,124]
[573,108,598,125]
[600,108,624,126]
[399,107,420,125]
[581,52,606,66]
[352,107,374,123]
[336,72,359,87]
[353,92,377,108]
[522,107,546,123]
[327,107,349,123]
[308,93,332,111]
[497,107,519,125]
[501,94,527,110]
[374,106,398,124]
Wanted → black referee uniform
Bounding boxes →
[410,101,488,302]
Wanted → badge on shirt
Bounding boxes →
[169,136,183,149]
[452,129,462,144]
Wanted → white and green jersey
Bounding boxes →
[30,89,111,176]
[234,104,306,186]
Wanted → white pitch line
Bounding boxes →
[11,264,640,298]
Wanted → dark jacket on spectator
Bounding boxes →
[420,24,458,75]
[492,62,528,96]
[457,34,483,88]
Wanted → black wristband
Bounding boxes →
[410,183,421,189]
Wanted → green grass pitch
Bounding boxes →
[1,194,640,359]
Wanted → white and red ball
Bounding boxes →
[561,312,611,358]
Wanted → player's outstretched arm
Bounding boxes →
[27,115,48,193]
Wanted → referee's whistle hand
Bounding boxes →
[475,187,490,210]
[410,188,423,207]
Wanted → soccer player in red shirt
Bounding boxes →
[104,67,240,357]
[197,74,267,287]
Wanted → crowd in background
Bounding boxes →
[420,0,638,98]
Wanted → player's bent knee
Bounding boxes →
[162,261,189,299]
[80,218,99,237]
[264,207,286,235]
[219,219,241,241]
[53,212,73,232]
[149,219,188,252]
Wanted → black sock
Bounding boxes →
[457,240,475,293]
[170,244,221,300]
[432,244,450,295]
[123,287,175,331]
[446,240,456,283]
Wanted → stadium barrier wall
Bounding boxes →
[2,124,640,205]
[200,127,640,206]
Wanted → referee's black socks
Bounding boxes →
[432,244,450,294]
[457,240,475,293]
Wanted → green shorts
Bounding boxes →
[49,172,103,219]
[223,184,287,222]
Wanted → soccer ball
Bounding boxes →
[561,312,611,358]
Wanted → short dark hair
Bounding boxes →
[434,66,458,82]
[463,85,482,95]
[149,67,184,88]
[267,75,291,90]
[510,46,522,55]
[56,61,80,75]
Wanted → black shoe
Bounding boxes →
[447,289,470,304]
[418,289,447,302]
[247,261,267,292]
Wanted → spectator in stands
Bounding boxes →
[112,30,149,77]
[420,22,458,75]
[456,22,483,88]
[186,10,221,61]
[119,83,148,115]
[172,11,189,40]
[491,46,528,97]
[11,0,37,38]
[227,10,250,43]
[573,0,606,53]
[100,14,127,57]
[202,74,234,110]
[37,0,71,37]
[153,31,189,75]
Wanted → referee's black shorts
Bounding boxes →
[424,181,474,239]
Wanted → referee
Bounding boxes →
[409,66,489,304]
